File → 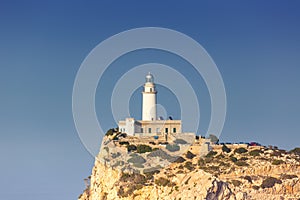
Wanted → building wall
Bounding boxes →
[118,118,136,136]
[134,121,142,133]
[126,118,135,135]
[137,120,181,135]
[118,122,126,133]
[119,118,182,136]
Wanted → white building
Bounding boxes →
[118,73,182,136]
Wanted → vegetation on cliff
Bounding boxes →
[79,132,300,200]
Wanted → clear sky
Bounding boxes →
[1,1,300,199]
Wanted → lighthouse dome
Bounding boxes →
[145,72,154,83]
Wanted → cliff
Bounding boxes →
[78,133,300,200]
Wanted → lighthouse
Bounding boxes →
[142,72,157,121]
[118,72,182,136]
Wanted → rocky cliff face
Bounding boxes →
[78,134,300,200]
[79,159,237,200]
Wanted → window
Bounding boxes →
[156,128,160,133]
[148,128,151,133]
[141,128,143,133]
[173,128,176,133]
[165,128,168,133]
[150,88,152,92]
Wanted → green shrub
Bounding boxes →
[119,141,129,146]
[137,144,152,153]
[206,165,219,172]
[222,144,231,153]
[120,173,130,182]
[271,159,284,165]
[127,155,146,164]
[242,175,252,183]
[155,177,171,186]
[184,161,194,171]
[111,160,124,167]
[133,163,144,168]
[252,185,260,190]
[231,180,242,187]
[198,158,205,166]
[186,151,196,159]
[204,157,213,163]
[239,157,248,161]
[216,154,225,159]
[218,161,230,167]
[175,156,186,163]
[202,165,220,176]
[143,167,160,179]
[289,147,300,156]
[105,128,114,136]
[234,147,248,154]
[278,149,287,154]
[235,161,249,166]
[118,183,144,197]
[280,174,298,180]
[178,165,184,169]
[230,156,238,163]
[103,146,109,153]
[270,150,283,157]
[205,151,217,158]
[127,144,137,152]
[259,157,270,161]
[261,177,282,189]
[147,149,173,160]
[111,152,121,158]
[166,144,180,152]
[120,172,146,184]
[117,186,127,197]
[174,139,188,144]
[249,149,263,156]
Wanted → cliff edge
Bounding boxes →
[78,132,300,200]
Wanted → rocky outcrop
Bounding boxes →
[78,135,300,200]
[79,159,238,200]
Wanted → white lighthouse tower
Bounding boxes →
[118,72,183,136]
[142,72,157,121]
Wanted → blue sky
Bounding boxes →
[1,1,300,199]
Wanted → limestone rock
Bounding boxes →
[79,137,300,200]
